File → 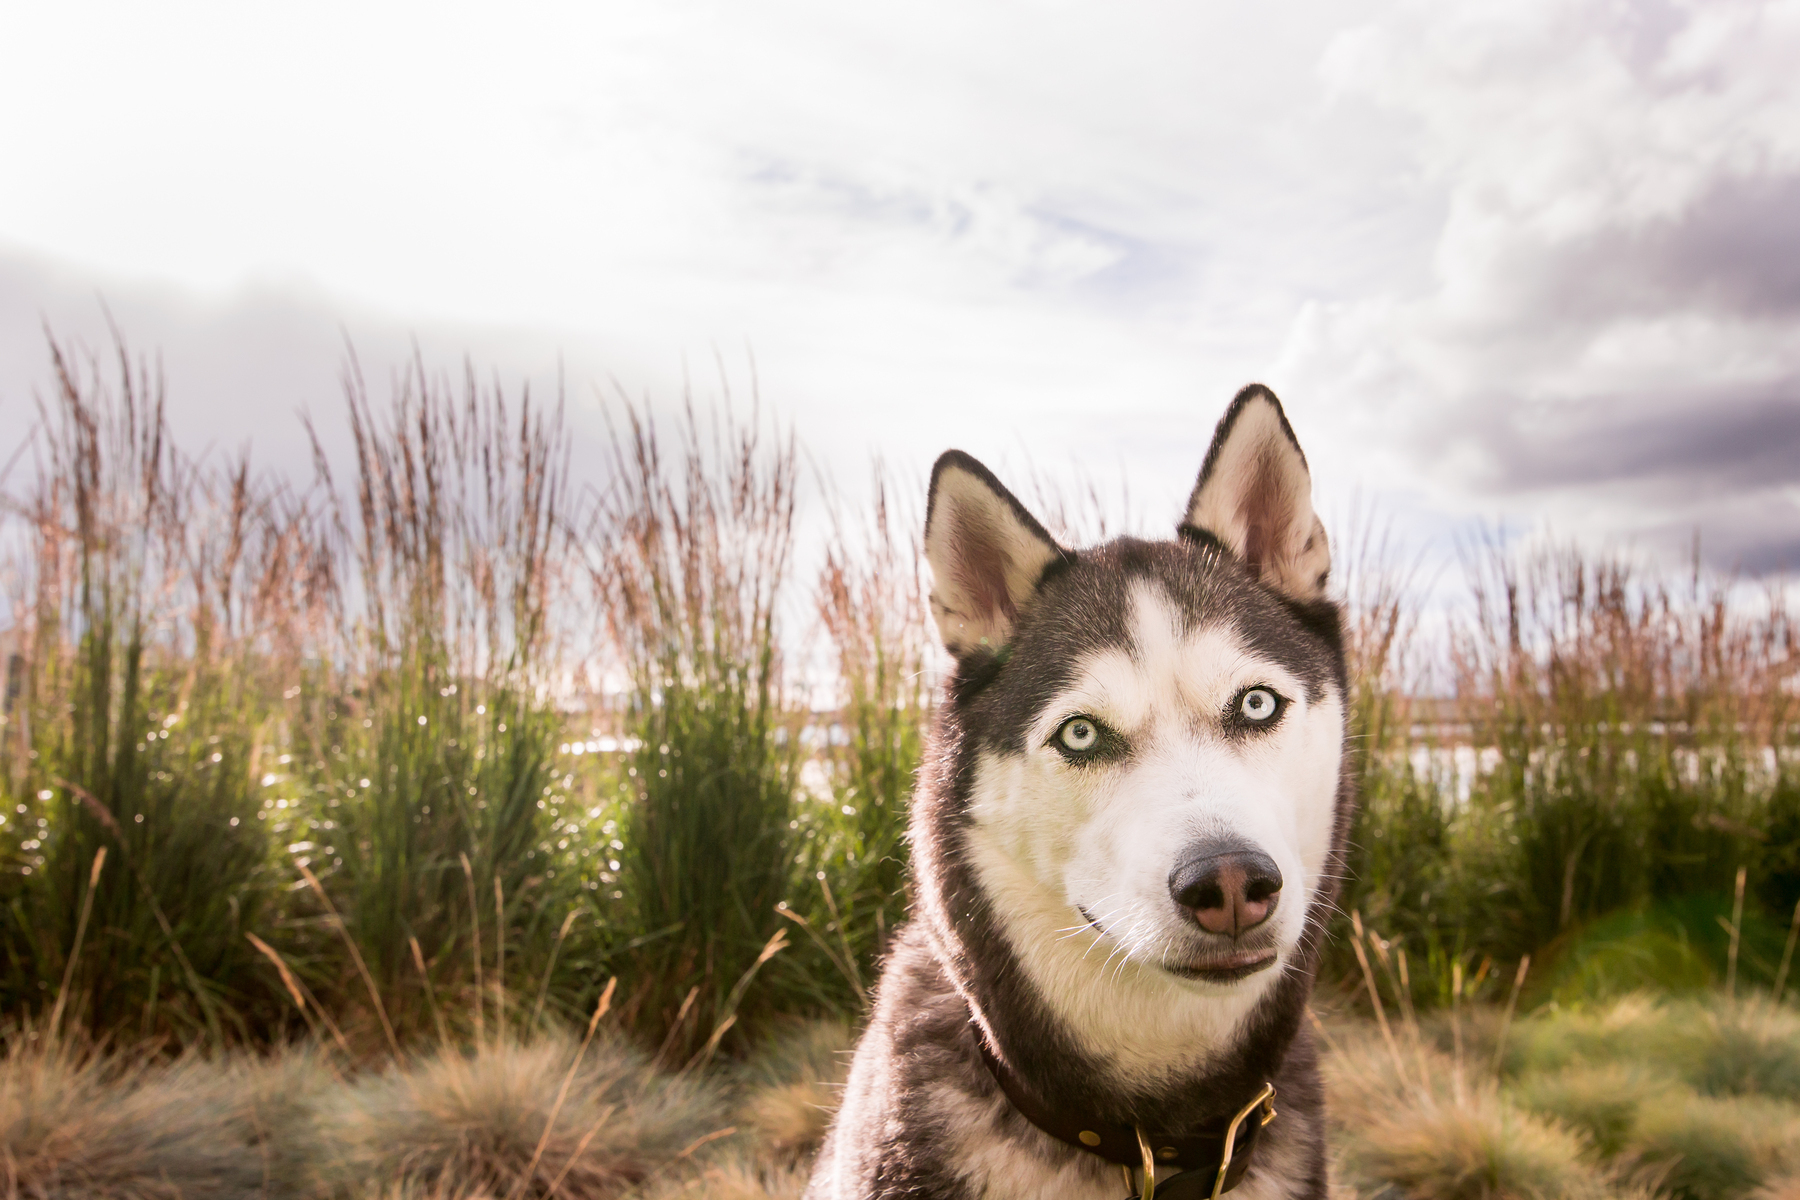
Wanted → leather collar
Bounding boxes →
[973,1025,1273,1198]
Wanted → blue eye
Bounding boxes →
[1239,688,1280,722]
[1058,717,1099,752]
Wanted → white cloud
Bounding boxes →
[0,1,1381,327]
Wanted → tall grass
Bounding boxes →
[1337,529,1800,1006]
[789,467,933,1012]
[583,398,801,1057]
[1,338,308,1041]
[1330,508,1450,977]
[288,358,582,1044]
[1,340,589,1048]
[1453,540,1798,963]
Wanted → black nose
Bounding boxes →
[1169,844,1283,937]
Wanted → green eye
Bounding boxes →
[1239,688,1279,722]
[1058,717,1099,752]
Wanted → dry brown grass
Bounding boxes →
[1324,1022,1620,1200]
[733,1021,851,1165]
[1513,1062,1672,1158]
[740,1083,835,1165]
[1629,1094,1800,1200]
[1327,984,1800,1200]
[629,1152,808,1200]
[12,995,1800,1200]
[0,1037,274,1200]
[1751,1175,1800,1200]
[309,1034,726,1200]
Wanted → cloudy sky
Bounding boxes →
[3,0,1798,578]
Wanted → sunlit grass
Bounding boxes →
[9,992,1799,1200]
[1325,949,1800,1200]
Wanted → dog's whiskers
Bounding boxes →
[1102,907,1156,982]
[1065,892,1129,959]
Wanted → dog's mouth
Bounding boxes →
[1164,953,1279,983]
[1078,907,1279,984]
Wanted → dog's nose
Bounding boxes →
[1169,848,1283,937]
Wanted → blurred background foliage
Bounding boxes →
[2,332,1798,1062]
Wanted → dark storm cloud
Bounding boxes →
[1465,382,1800,495]
[1693,525,1800,576]
[1296,0,1800,575]
[1350,165,1800,573]
[1622,481,1800,576]
[1408,175,1800,572]
[1498,174,1800,325]
[1435,166,1800,543]
[1662,175,1800,316]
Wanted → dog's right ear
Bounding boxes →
[1182,385,1331,602]
[925,451,1067,658]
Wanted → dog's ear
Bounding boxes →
[926,451,1067,658]
[1182,385,1330,602]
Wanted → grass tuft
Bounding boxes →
[1329,947,1800,1200]
[1504,995,1800,1104]
[1751,1175,1800,1200]
[1341,1087,1607,1200]
[1684,1001,1800,1101]
[734,1020,852,1163]
[1323,1014,1609,1200]
[309,1034,727,1200]
[1512,1062,1670,1158]
[1630,1093,1800,1200]
[631,1152,809,1200]
[0,1036,268,1199]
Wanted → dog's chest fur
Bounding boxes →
[809,928,1329,1200]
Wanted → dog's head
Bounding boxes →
[922,386,1346,1052]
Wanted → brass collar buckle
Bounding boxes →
[1122,1082,1277,1200]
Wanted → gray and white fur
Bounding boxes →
[807,386,1354,1200]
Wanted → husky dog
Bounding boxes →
[806,386,1352,1200]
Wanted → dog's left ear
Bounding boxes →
[1183,385,1330,602]
[926,451,1068,658]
